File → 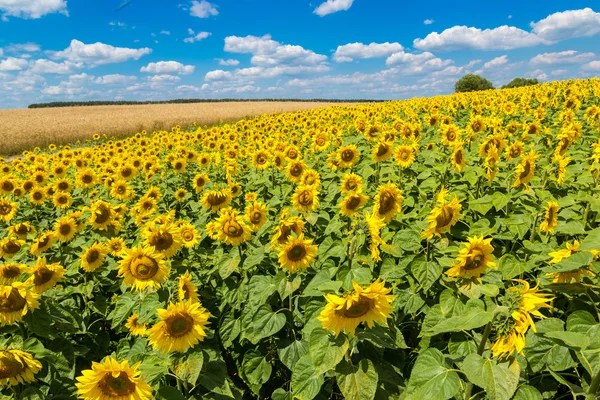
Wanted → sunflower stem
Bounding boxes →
[587,370,600,400]
[464,322,493,400]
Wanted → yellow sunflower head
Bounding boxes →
[245,202,268,232]
[0,349,42,386]
[30,231,55,256]
[445,236,496,279]
[201,189,232,212]
[26,257,65,293]
[0,282,40,325]
[340,193,369,217]
[373,182,403,223]
[340,173,363,195]
[178,271,199,303]
[539,201,559,234]
[125,314,148,337]
[0,263,27,284]
[117,245,170,291]
[0,237,25,259]
[147,301,210,353]
[80,242,109,272]
[75,357,152,400]
[393,145,416,169]
[292,185,319,212]
[0,199,17,223]
[212,208,252,246]
[278,235,318,273]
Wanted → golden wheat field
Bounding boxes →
[0,102,338,156]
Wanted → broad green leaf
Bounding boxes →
[555,220,586,235]
[138,354,169,383]
[219,252,241,279]
[335,359,378,400]
[394,229,422,252]
[248,274,277,303]
[278,340,308,371]
[292,354,324,400]
[219,311,241,348]
[512,385,543,400]
[404,348,461,400]
[498,254,533,279]
[242,350,272,388]
[172,351,204,386]
[249,306,286,344]
[108,293,136,329]
[566,310,597,332]
[411,257,442,291]
[421,299,493,336]
[309,328,348,374]
[469,195,494,215]
[137,291,163,323]
[272,388,293,400]
[198,358,236,398]
[544,331,590,350]
[492,192,510,211]
[543,251,593,273]
[157,387,186,400]
[579,227,600,251]
[462,354,520,400]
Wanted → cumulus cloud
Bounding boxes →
[49,40,152,66]
[160,30,171,35]
[189,0,218,18]
[531,8,600,41]
[424,19,434,25]
[0,0,67,20]
[29,59,82,74]
[530,50,595,65]
[385,51,454,75]
[224,34,327,67]
[313,0,353,16]
[483,55,508,69]
[205,65,330,81]
[147,74,181,83]
[4,43,41,53]
[140,61,195,75]
[216,58,240,66]
[0,57,29,71]
[94,74,137,85]
[333,42,404,62]
[184,30,211,43]
[414,25,544,51]
[582,61,600,71]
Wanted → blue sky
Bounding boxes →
[0,0,599,108]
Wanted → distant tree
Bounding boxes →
[454,74,495,93]
[501,78,539,89]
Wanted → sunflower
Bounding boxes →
[118,245,170,291]
[80,243,109,272]
[0,176,15,195]
[393,145,416,168]
[445,236,496,279]
[513,150,539,188]
[505,141,524,160]
[29,189,45,206]
[178,222,200,248]
[175,188,188,202]
[278,236,318,273]
[125,314,148,337]
[245,201,268,232]
[54,216,77,242]
[292,185,319,212]
[26,257,65,293]
[371,141,393,162]
[365,212,388,262]
[178,271,199,303]
[0,237,25,259]
[340,193,369,216]
[142,223,182,258]
[553,154,570,186]
[548,240,599,264]
[271,215,305,247]
[88,200,116,231]
[0,199,17,223]
[0,263,26,284]
[440,124,461,146]
[147,301,210,353]
[318,279,395,336]
[192,173,209,193]
[539,201,559,234]
[201,189,232,212]
[0,350,42,386]
[52,192,72,209]
[7,222,35,240]
[301,169,321,188]
[252,150,270,170]
[209,208,252,246]
[451,144,466,172]
[373,182,403,223]
[106,237,126,257]
[75,357,152,400]
[0,282,40,325]
[110,180,133,200]
[30,231,55,256]
[337,145,360,168]
[76,168,96,189]
[286,160,307,183]
[422,189,462,240]
[340,173,363,195]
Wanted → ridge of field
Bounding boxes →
[0,101,343,156]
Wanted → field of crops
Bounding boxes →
[0,101,339,156]
[1,78,600,400]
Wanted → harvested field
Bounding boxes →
[0,101,338,155]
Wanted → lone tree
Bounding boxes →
[501,78,539,89]
[454,74,495,93]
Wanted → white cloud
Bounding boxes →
[141,61,195,75]
[147,74,181,83]
[530,50,595,65]
[216,58,240,66]
[531,8,600,41]
[205,70,232,81]
[29,59,82,74]
[465,59,482,68]
[386,51,439,66]
[414,25,545,51]
[333,42,404,62]
[0,0,67,20]
[537,73,548,80]
[313,0,353,16]
[189,0,218,18]
[224,34,327,66]
[424,19,434,25]
[582,61,600,71]
[94,74,137,85]
[551,69,568,76]
[109,21,126,28]
[160,30,171,35]
[176,85,204,92]
[49,40,152,66]
[205,65,330,81]
[0,49,3,58]
[4,43,41,53]
[483,55,508,69]
[184,30,211,43]
[0,57,29,71]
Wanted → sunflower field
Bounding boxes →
[1,78,600,400]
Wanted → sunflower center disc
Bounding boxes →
[342,299,373,318]
[0,289,27,312]
[289,245,306,261]
[102,373,134,396]
[0,352,24,379]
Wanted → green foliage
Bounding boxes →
[501,78,540,89]
[454,74,495,93]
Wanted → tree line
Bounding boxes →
[454,75,540,93]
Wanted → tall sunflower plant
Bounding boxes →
[1,79,600,400]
